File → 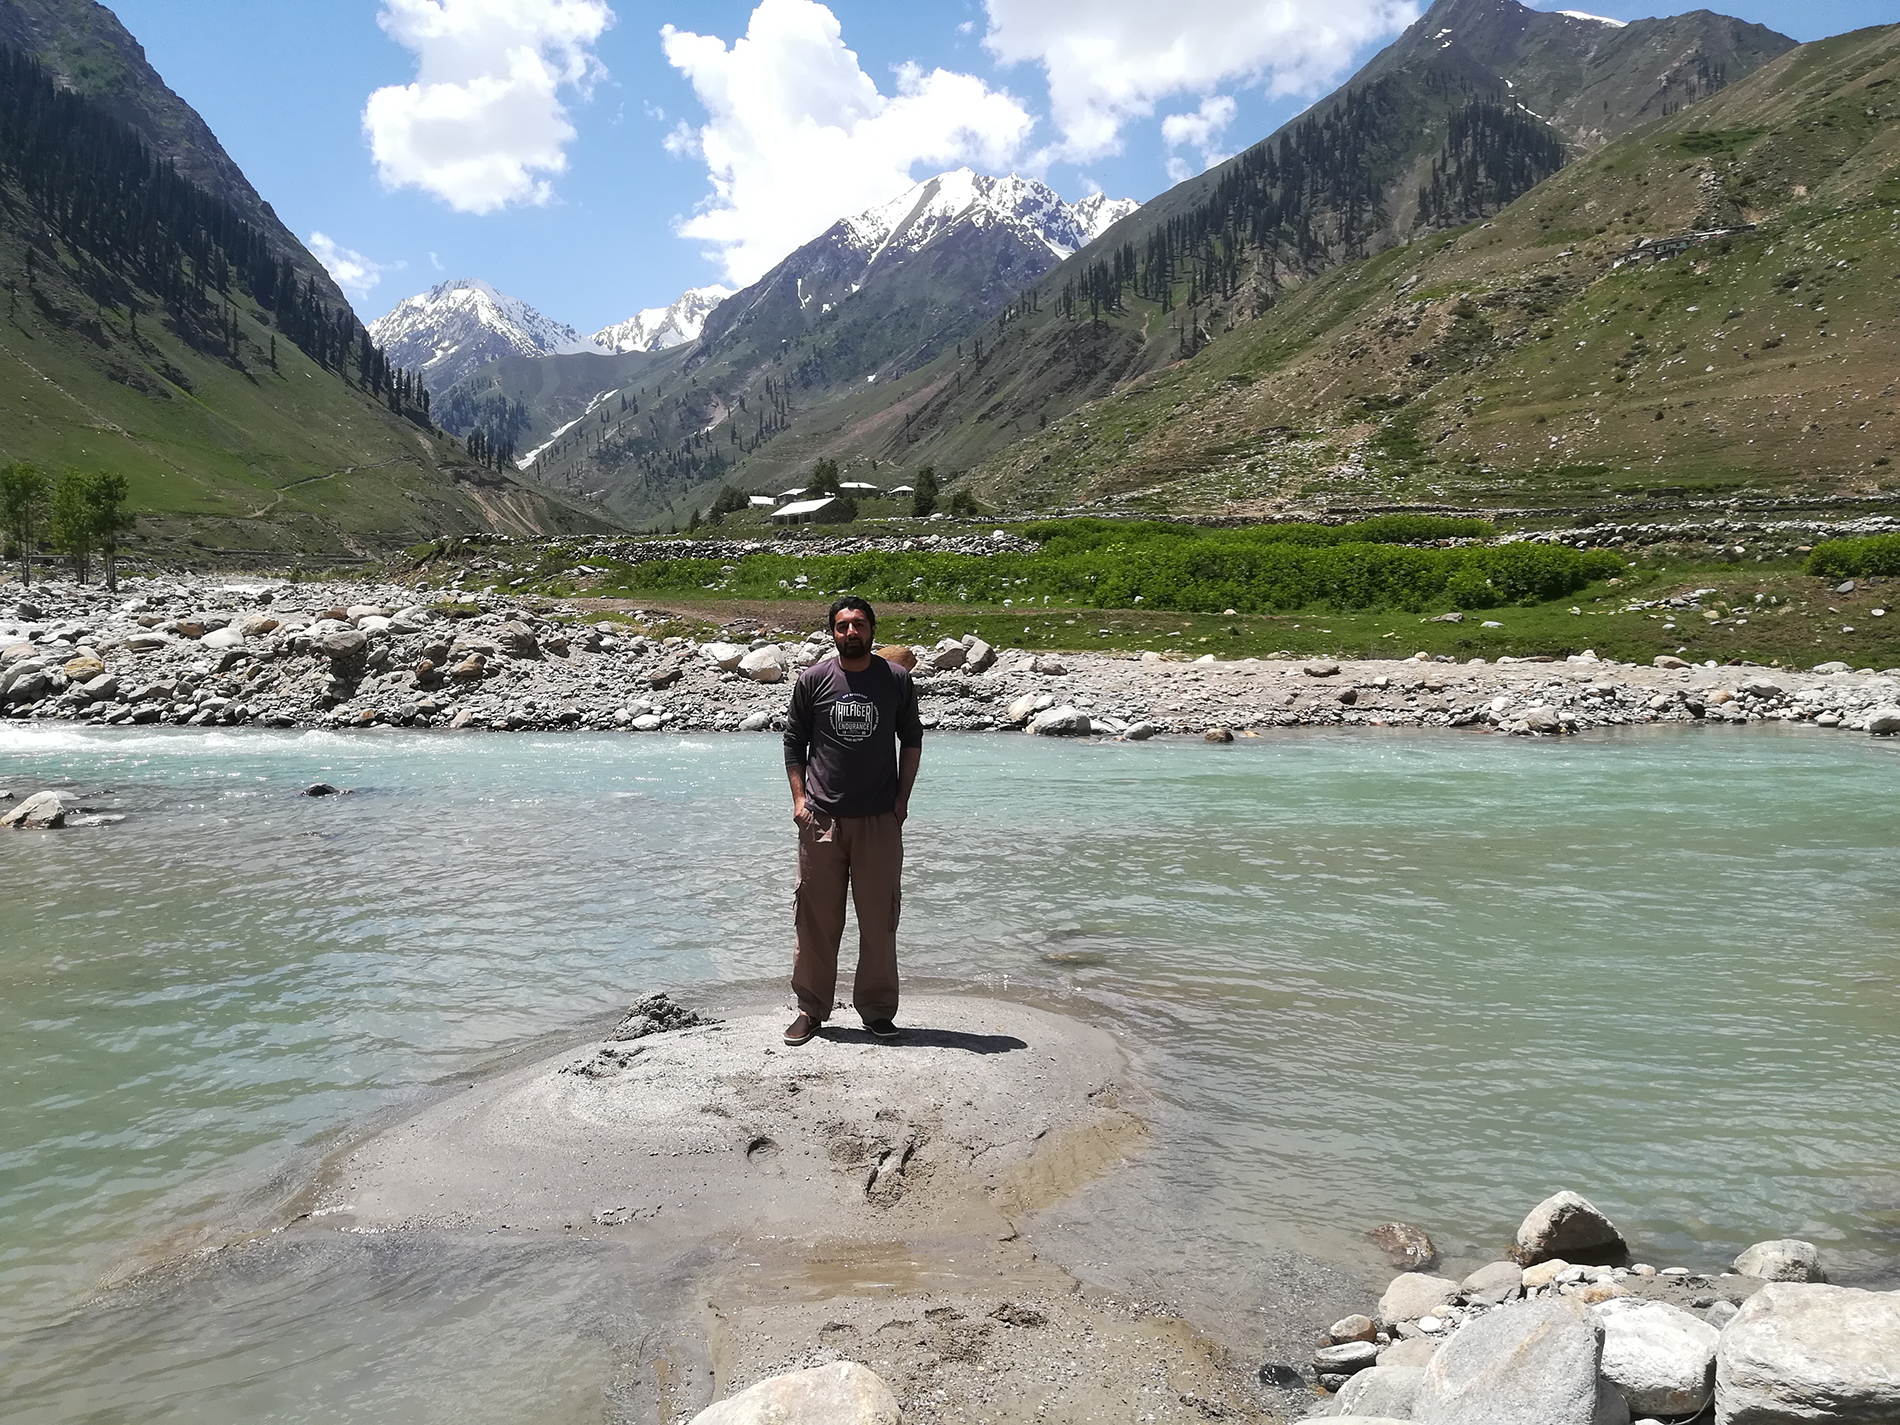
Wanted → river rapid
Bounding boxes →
[1,723,1896,1421]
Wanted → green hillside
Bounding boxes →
[0,40,614,563]
[962,21,1900,519]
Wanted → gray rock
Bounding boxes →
[963,637,996,673]
[1513,1190,1626,1265]
[1031,653,1067,675]
[1732,1239,1826,1283]
[321,630,368,662]
[1,790,67,828]
[1305,661,1342,677]
[688,1362,899,1425]
[1654,655,1689,669]
[1379,1337,1440,1367]
[1524,705,1564,734]
[1591,1297,1718,1417]
[1329,1314,1378,1344]
[648,662,683,689]
[303,783,343,797]
[926,638,968,671]
[737,647,784,683]
[1332,1365,1426,1419]
[493,621,541,658]
[737,710,773,731]
[1863,705,1900,735]
[1316,1341,1380,1376]
[201,627,245,650]
[1413,1298,1620,1425]
[1379,1273,1462,1326]
[1123,721,1161,740]
[1370,1222,1440,1271]
[1028,705,1091,736]
[1462,1260,1526,1306]
[1715,1282,1900,1425]
[1204,726,1235,742]
[1705,1299,1739,1330]
[631,714,663,732]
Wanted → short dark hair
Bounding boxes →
[828,596,875,632]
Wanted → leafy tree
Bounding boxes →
[948,488,978,518]
[810,458,841,495]
[829,495,858,524]
[912,466,939,519]
[49,470,95,582]
[84,471,135,591]
[0,460,47,585]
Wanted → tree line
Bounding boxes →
[0,44,429,425]
[0,462,135,590]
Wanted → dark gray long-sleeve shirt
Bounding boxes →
[783,655,924,818]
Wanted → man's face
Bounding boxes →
[831,609,872,658]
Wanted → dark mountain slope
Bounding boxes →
[0,0,349,310]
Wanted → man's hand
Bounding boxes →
[892,796,909,827]
[792,796,818,833]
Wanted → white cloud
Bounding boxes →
[662,0,1036,285]
[309,232,403,303]
[983,0,1419,162]
[1161,93,1235,181]
[363,0,615,214]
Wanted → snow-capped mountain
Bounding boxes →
[591,285,732,355]
[370,280,597,397]
[835,170,1138,268]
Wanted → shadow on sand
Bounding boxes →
[822,1025,1029,1054]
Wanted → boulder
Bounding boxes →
[1863,706,1900,735]
[75,674,119,704]
[62,654,107,679]
[3,641,35,665]
[1462,1261,1526,1306]
[201,627,244,650]
[737,710,774,732]
[1653,655,1689,669]
[876,644,917,671]
[1123,721,1160,740]
[648,662,684,689]
[449,655,486,682]
[493,621,540,658]
[321,630,368,663]
[1006,692,1054,724]
[1732,1240,1826,1283]
[926,638,968,671]
[1590,1298,1717,1417]
[738,647,784,683]
[631,714,663,732]
[963,637,996,673]
[1524,706,1564,734]
[303,783,343,797]
[1331,1365,1426,1420]
[1413,1298,1622,1425]
[2,790,67,828]
[1714,1282,1900,1425]
[701,641,747,671]
[1305,661,1342,677]
[124,632,170,651]
[1316,1341,1380,1376]
[1204,726,1235,743]
[345,604,385,621]
[239,615,281,637]
[1513,1191,1626,1265]
[1028,705,1091,736]
[1031,653,1068,675]
[1522,1258,1572,1290]
[1379,1272,1461,1326]
[1370,1222,1440,1271]
[688,1362,899,1425]
[1380,1338,1440,1367]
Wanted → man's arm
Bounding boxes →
[894,744,921,825]
[784,673,816,830]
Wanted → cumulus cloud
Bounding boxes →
[1161,94,1236,181]
[983,0,1418,162]
[662,0,1036,285]
[364,0,615,214]
[309,232,403,303]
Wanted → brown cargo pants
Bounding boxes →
[792,810,902,1023]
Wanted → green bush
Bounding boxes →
[1807,534,1900,579]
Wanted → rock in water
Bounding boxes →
[1732,1239,1827,1283]
[1714,1283,1900,1425]
[689,1361,900,1425]
[1513,1190,1627,1265]
[1369,1221,1439,1271]
[1204,726,1234,742]
[1591,1298,1718,1417]
[1028,705,1091,736]
[303,783,344,797]
[1865,706,1900,734]
[1378,1272,1461,1327]
[1413,1298,1623,1425]
[1,791,67,828]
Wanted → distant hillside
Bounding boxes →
[966,21,1900,518]
[0,42,613,562]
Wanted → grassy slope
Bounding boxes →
[965,24,1900,518]
[0,183,616,562]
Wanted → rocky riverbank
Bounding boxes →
[1298,1190,1898,1425]
[4,575,1899,740]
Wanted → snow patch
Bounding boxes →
[1557,10,1628,26]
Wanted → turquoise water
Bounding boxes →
[2,723,1897,1419]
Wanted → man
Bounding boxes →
[781,596,923,1045]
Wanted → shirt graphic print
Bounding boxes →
[829,693,880,743]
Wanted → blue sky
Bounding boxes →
[109,0,1891,335]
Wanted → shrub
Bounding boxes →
[1807,534,1900,579]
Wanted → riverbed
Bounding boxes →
[1,724,1896,1421]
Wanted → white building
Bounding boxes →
[747,495,776,508]
[839,481,881,493]
[770,496,841,525]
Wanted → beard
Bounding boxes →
[835,632,869,657]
